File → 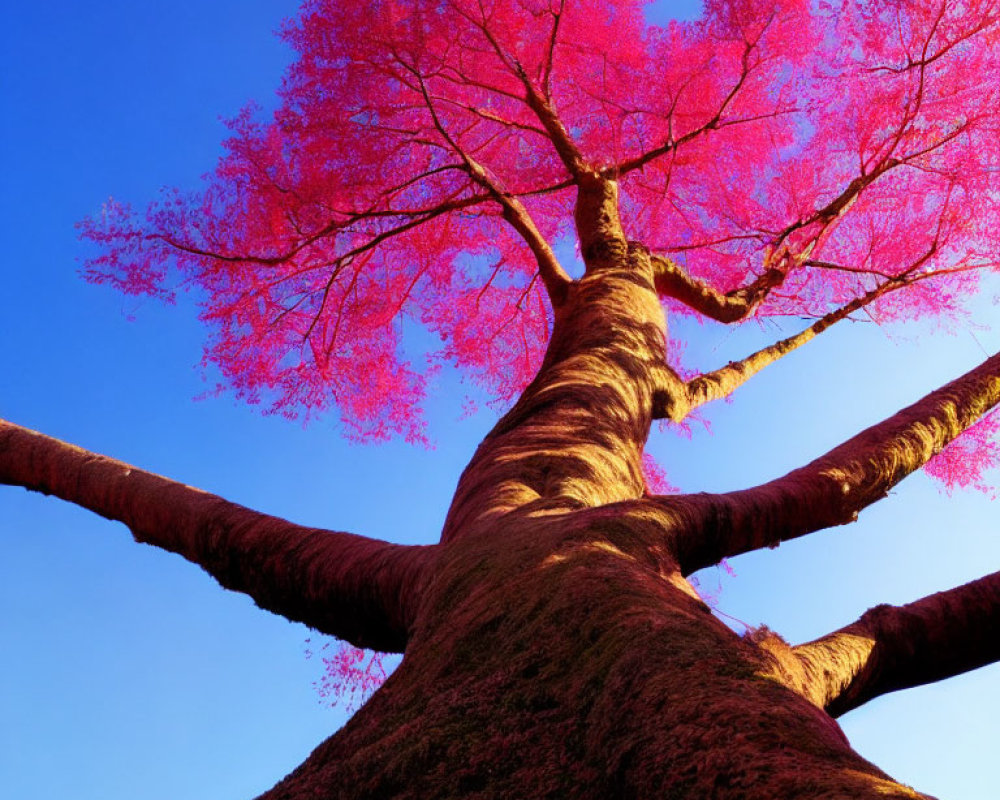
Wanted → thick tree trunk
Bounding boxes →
[7,173,998,797]
[256,216,938,798]
[262,511,927,799]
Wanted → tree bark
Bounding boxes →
[0,420,435,652]
[655,349,1000,574]
[795,569,1000,717]
[260,508,934,799]
[260,216,982,796]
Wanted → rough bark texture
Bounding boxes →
[0,422,435,652]
[796,569,1000,717]
[4,174,998,799]
[264,512,926,799]
[656,347,1000,575]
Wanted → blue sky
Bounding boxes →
[1,2,997,798]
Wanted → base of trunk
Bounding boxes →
[260,515,928,799]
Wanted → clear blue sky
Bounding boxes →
[1,2,997,798]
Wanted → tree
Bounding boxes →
[3,0,1000,796]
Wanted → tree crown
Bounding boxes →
[80,0,1000,455]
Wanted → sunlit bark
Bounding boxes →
[652,252,786,324]
[653,350,1000,574]
[794,569,1000,717]
[441,240,664,541]
[0,419,433,652]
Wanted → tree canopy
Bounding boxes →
[80,0,1000,455]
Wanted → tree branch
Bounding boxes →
[521,80,591,180]
[651,253,786,323]
[786,570,1000,717]
[449,1,589,182]
[439,14,630,276]
[155,191,489,267]
[408,65,572,305]
[655,279,899,422]
[650,351,1000,574]
[654,231,970,423]
[0,419,435,652]
[610,18,776,178]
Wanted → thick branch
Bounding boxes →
[508,65,631,276]
[511,72,636,277]
[650,120,955,325]
[651,253,786,323]
[410,67,571,305]
[656,280,897,422]
[652,351,1000,573]
[522,81,591,179]
[791,570,1000,717]
[452,2,589,182]
[661,227,971,420]
[0,419,434,652]
[491,185,572,306]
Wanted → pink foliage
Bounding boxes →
[304,639,390,713]
[925,411,1000,496]
[79,0,1000,444]
[690,559,737,609]
[642,451,679,495]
